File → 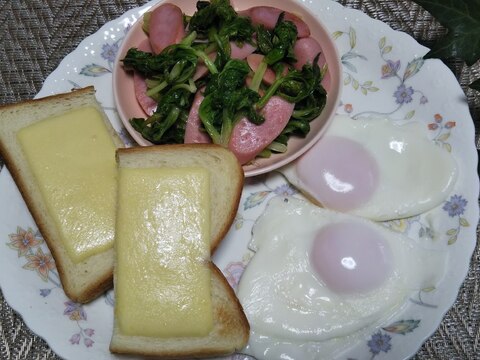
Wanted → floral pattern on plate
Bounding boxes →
[6,227,97,349]
[0,0,478,359]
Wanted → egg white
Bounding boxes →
[237,196,447,360]
[281,115,458,221]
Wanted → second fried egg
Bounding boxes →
[280,115,458,221]
[237,196,446,359]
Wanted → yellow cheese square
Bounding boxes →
[115,167,213,338]
[17,107,117,262]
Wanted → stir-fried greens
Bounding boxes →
[199,59,262,146]
[122,0,327,157]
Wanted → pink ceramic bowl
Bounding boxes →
[113,0,342,177]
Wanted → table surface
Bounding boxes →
[0,1,479,359]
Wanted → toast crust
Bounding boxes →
[0,86,123,303]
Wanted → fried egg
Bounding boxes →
[280,115,458,221]
[237,196,446,360]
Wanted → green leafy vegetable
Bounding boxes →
[199,59,262,146]
[188,0,255,70]
[189,0,237,37]
[122,33,217,80]
[260,14,298,65]
[264,56,327,154]
[123,0,328,152]
[257,54,325,109]
[123,34,209,144]
[250,15,298,92]
[411,0,480,66]
[130,87,192,144]
[219,16,256,43]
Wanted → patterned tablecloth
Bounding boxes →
[0,1,479,359]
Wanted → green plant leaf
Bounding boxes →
[379,36,386,49]
[443,142,452,152]
[437,132,451,141]
[446,228,458,236]
[404,110,415,120]
[243,191,271,210]
[411,0,480,66]
[403,58,425,80]
[349,27,357,49]
[332,30,343,40]
[470,78,480,91]
[382,45,392,55]
[448,236,458,245]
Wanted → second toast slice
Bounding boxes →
[110,144,248,357]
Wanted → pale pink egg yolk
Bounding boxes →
[310,221,392,294]
[296,136,379,212]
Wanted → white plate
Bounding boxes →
[0,0,478,359]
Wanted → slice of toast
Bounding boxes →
[110,262,250,357]
[110,145,248,357]
[0,86,124,303]
[115,144,244,252]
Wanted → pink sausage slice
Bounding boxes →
[148,3,185,54]
[246,54,289,86]
[133,39,157,116]
[231,41,256,59]
[240,6,310,38]
[247,54,276,85]
[293,37,331,90]
[228,96,294,164]
[134,73,157,116]
[184,90,211,144]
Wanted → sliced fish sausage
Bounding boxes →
[184,90,211,144]
[231,41,256,59]
[149,3,185,54]
[247,54,276,85]
[133,39,157,116]
[293,37,331,90]
[246,53,288,86]
[240,6,310,38]
[228,96,294,164]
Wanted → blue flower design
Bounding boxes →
[64,300,87,321]
[273,184,297,196]
[367,331,392,355]
[101,42,119,62]
[381,60,400,79]
[443,195,468,217]
[393,84,414,104]
[40,288,51,297]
